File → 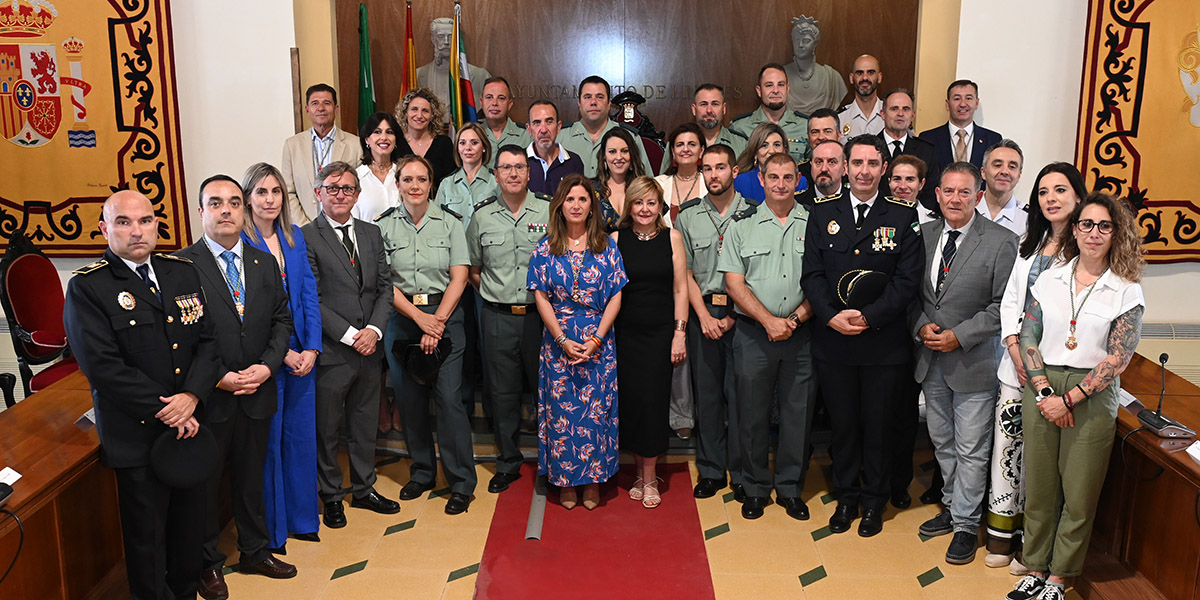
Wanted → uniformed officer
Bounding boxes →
[800,134,924,537]
[681,85,749,172]
[63,190,223,600]
[556,75,656,178]
[435,122,499,228]
[730,64,812,162]
[718,153,817,521]
[465,144,551,493]
[795,139,848,207]
[677,144,757,502]
[798,109,843,193]
[480,77,532,168]
[377,155,477,515]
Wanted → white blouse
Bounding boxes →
[997,251,1062,387]
[352,164,399,222]
[1029,258,1144,369]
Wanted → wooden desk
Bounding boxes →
[0,371,125,600]
[1080,353,1200,600]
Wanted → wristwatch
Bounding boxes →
[1036,386,1055,402]
[787,314,801,325]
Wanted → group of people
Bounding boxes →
[61,56,1146,600]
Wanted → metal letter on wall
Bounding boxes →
[0,0,190,256]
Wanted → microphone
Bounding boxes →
[1137,352,1196,438]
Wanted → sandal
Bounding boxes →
[629,477,644,501]
[642,478,662,509]
[560,486,578,510]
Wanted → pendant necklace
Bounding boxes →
[1066,259,1107,350]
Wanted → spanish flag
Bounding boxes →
[401,0,416,95]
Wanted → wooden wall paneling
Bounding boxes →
[0,501,66,600]
[1121,449,1200,600]
[337,1,920,134]
[58,467,123,600]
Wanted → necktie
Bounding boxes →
[954,129,968,163]
[219,250,245,320]
[892,140,903,159]
[937,230,961,293]
[136,264,161,303]
[336,224,362,282]
[855,203,869,228]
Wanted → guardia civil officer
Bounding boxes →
[675,144,756,501]
[64,190,223,600]
[465,144,552,493]
[718,153,817,521]
[800,134,924,537]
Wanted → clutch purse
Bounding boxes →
[836,269,888,309]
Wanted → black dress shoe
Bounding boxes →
[778,496,810,520]
[828,503,858,534]
[198,568,228,600]
[445,492,472,515]
[891,490,913,509]
[858,507,884,537]
[351,490,401,514]
[241,555,298,579]
[399,480,435,501]
[322,500,346,529]
[741,496,770,519]
[692,477,727,499]
[919,486,942,505]
[290,532,320,543]
[731,483,747,503]
[488,471,522,493]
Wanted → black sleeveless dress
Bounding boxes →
[615,228,674,458]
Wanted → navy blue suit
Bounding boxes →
[243,224,323,548]
[918,122,1002,171]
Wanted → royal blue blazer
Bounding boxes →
[243,224,322,353]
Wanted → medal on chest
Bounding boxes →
[175,293,205,325]
[872,227,896,252]
[528,223,547,234]
[118,291,135,310]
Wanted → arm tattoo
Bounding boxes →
[1079,305,1144,397]
[1019,299,1048,380]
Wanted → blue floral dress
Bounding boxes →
[527,237,627,486]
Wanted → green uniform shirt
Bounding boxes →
[717,202,810,318]
[483,118,533,168]
[556,119,655,179]
[662,126,749,173]
[675,192,756,295]
[376,203,469,295]
[465,191,552,305]
[434,167,497,229]
[728,106,811,162]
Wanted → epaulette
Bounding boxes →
[374,206,397,221]
[616,121,641,135]
[157,253,192,263]
[730,111,755,122]
[725,128,749,140]
[732,204,759,221]
[474,195,497,212]
[792,110,810,119]
[73,259,108,274]
[1020,203,1031,213]
[534,192,552,203]
[441,204,464,220]
[512,121,527,129]
[814,191,843,204]
[796,158,810,166]
[885,195,916,208]
[678,198,702,212]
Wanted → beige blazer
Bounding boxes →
[281,127,363,224]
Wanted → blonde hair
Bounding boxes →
[453,122,493,168]
[615,176,668,231]
[394,88,448,138]
[240,162,295,248]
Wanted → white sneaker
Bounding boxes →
[985,552,1012,568]
[1005,575,1045,600]
[1035,584,1065,600]
[1009,556,1030,576]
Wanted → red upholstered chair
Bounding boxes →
[0,230,78,405]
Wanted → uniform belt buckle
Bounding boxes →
[511,304,526,315]
[711,294,728,306]
[413,293,428,306]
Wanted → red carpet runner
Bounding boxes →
[475,461,716,599]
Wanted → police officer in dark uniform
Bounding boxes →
[800,135,924,537]
[64,190,223,600]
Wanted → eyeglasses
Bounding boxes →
[1075,219,1114,234]
[495,164,529,173]
[322,185,358,196]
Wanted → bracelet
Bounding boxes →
[588,334,603,348]
[1063,391,1075,412]
[555,334,568,347]
[1075,383,1091,399]
[674,319,687,332]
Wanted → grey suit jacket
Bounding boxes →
[302,216,392,367]
[912,216,1018,392]
[281,128,363,225]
